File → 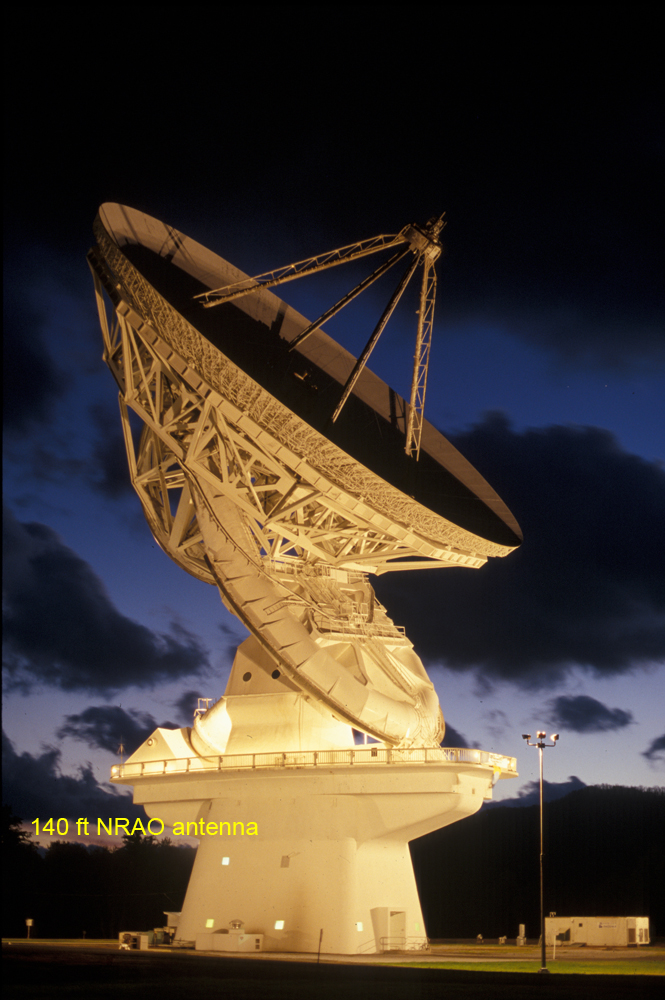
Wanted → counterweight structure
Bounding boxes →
[89,204,521,954]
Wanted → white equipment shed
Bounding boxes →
[545,916,650,947]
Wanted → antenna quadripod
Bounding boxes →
[89,205,521,954]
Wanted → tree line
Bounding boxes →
[3,785,663,941]
[2,806,195,939]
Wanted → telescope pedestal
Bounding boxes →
[125,748,495,954]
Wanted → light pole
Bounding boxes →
[522,731,559,973]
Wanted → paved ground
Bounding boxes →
[5,938,663,965]
[3,941,663,1000]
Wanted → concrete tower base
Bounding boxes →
[117,733,507,954]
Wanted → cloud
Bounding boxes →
[642,734,665,764]
[2,292,65,434]
[483,709,510,741]
[440,722,472,749]
[2,248,97,441]
[445,303,665,376]
[2,730,141,822]
[374,415,665,687]
[87,402,134,499]
[56,706,179,756]
[545,694,633,733]
[491,775,587,808]
[173,689,203,724]
[2,507,209,693]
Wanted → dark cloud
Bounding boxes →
[2,292,65,434]
[2,507,209,693]
[2,730,140,822]
[515,311,664,376]
[56,706,179,756]
[173,689,203,724]
[440,723,472,749]
[483,709,509,742]
[490,775,587,809]
[87,402,134,499]
[642,734,665,764]
[375,415,665,687]
[546,694,633,734]
[3,438,89,499]
[2,243,100,440]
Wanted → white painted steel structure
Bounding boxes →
[90,205,521,953]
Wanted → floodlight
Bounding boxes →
[522,726,559,973]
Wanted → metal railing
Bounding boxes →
[111,746,516,780]
[380,936,431,952]
[356,936,430,953]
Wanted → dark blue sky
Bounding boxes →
[3,8,664,830]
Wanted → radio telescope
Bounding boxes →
[89,204,521,954]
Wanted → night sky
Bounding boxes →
[3,9,664,837]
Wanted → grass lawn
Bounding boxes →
[393,960,664,975]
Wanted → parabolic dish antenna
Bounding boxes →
[88,205,521,750]
[89,205,522,955]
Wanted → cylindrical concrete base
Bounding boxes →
[131,762,493,954]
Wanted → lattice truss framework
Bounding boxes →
[405,258,437,458]
[93,276,454,595]
[199,218,445,460]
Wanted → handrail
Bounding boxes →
[111,746,516,781]
[379,935,430,952]
[356,936,430,953]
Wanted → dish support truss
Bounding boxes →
[198,218,445,459]
[89,263,488,747]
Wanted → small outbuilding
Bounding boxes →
[545,916,650,947]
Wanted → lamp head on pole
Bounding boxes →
[521,731,560,748]
[520,728,561,974]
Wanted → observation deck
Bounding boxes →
[111,744,517,781]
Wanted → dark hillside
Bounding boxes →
[410,785,664,940]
